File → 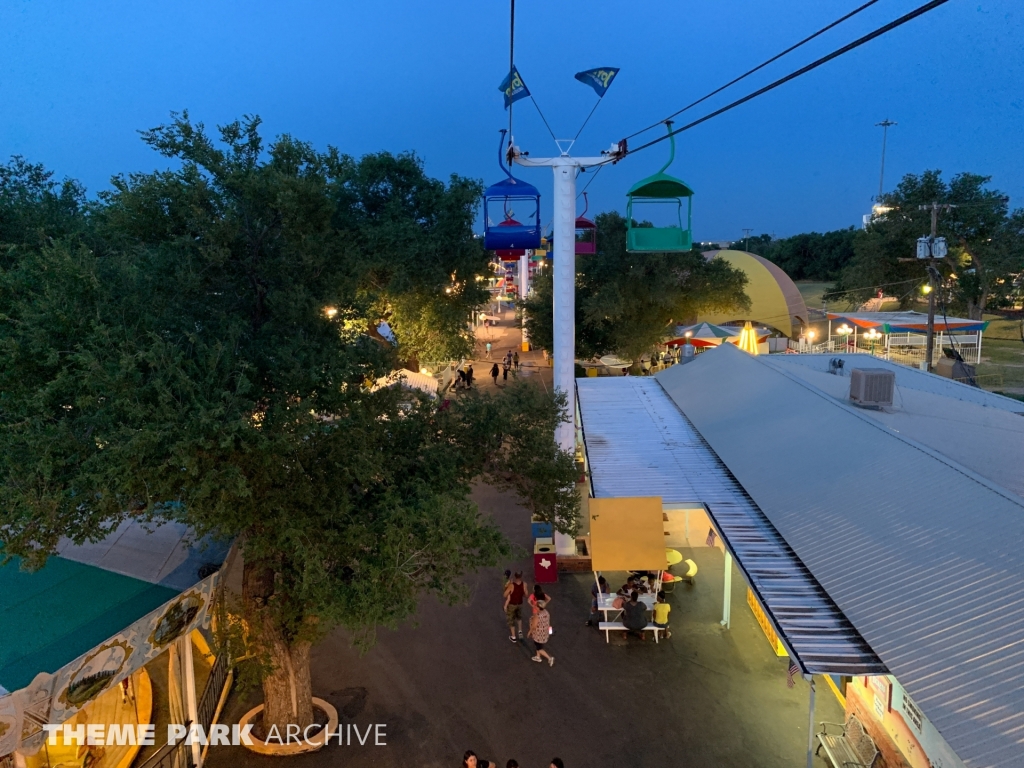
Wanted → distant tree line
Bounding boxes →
[714,171,1024,319]
[725,229,858,283]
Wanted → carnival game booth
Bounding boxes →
[826,311,988,363]
[0,523,230,768]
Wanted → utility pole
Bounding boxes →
[875,119,896,201]
[917,202,953,370]
[741,228,753,252]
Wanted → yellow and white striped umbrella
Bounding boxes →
[737,321,760,355]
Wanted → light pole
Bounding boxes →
[864,328,881,355]
[875,119,897,201]
[836,323,853,352]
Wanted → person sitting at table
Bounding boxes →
[621,591,649,639]
[618,575,639,595]
[653,590,671,639]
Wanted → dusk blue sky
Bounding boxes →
[2,0,1021,241]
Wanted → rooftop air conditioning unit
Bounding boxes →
[849,368,895,408]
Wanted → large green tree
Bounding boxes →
[522,211,749,362]
[827,171,1024,317]
[740,228,857,282]
[0,117,579,733]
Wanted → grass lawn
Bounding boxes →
[976,338,1024,394]
[795,281,832,310]
[982,313,1024,341]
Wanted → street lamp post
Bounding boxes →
[836,323,853,352]
[864,328,882,355]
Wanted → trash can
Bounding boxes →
[531,520,553,540]
[533,541,557,583]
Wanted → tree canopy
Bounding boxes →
[522,211,749,362]
[738,228,857,282]
[0,115,579,731]
[826,170,1024,317]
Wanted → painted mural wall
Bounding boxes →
[846,676,965,768]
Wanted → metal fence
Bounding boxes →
[135,729,194,768]
[197,653,229,732]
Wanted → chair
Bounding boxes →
[680,559,698,585]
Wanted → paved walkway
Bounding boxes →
[207,483,841,768]
[459,308,553,395]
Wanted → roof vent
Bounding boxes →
[849,368,895,408]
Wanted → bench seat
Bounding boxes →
[598,621,664,644]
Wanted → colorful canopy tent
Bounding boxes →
[666,322,769,349]
[699,250,808,338]
[825,311,988,333]
[589,497,669,573]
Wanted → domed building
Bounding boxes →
[699,250,808,338]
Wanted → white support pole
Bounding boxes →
[720,551,733,628]
[519,250,530,351]
[181,633,202,767]
[806,677,816,768]
[515,155,606,557]
[551,161,576,555]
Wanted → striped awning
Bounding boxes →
[826,311,988,333]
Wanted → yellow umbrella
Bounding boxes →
[737,321,760,355]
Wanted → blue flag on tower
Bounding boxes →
[574,67,620,97]
[499,67,531,109]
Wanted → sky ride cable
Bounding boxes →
[621,0,953,158]
[621,0,883,144]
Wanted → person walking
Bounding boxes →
[490,362,499,386]
[502,362,509,383]
[529,600,554,665]
[503,572,526,642]
[466,364,474,388]
[513,351,520,371]
[485,341,492,358]
[528,583,551,616]
[462,750,497,768]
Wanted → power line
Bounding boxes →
[576,165,604,200]
[621,0,952,158]
[622,0,882,143]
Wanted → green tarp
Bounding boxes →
[0,556,178,692]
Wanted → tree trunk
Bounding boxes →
[262,634,314,732]
[242,557,315,733]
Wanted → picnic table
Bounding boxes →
[598,594,655,621]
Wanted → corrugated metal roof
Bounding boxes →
[577,377,885,676]
[772,354,1024,414]
[762,359,1024,500]
[657,344,1024,768]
